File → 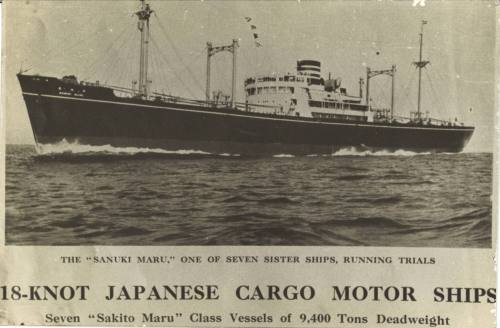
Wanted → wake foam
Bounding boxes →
[332,147,431,157]
[34,140,456,158]
[273,154,295,158]
[35,139,212,156]
[219,153,241,157]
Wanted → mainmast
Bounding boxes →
[136,0,153,97]
[413,20,430,120]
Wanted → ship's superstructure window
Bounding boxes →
[244,77,256,86]
[308,100,367,112]
[311,112,367,122]
[297,59,322,86]
[257,76,277,82]
[310,100,346,109]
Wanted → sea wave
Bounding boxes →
[5,143,492,247]
[337,174,370,181]
[315,217,409,229]
[332,147,431,157]
[346,195,403,205]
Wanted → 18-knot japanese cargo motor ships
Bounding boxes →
[17,0,474,155]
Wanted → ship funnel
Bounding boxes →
[297,59,322,86]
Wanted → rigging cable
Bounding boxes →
[41,20,104,66]
[167,49,205,80]
[150,44,169,93]
[150,35,195,97]
[117,29,141,87]
[430,65,461,120]
[82,22,135,82]
[152,12,206,94]
[150,35,198,98]
[398,66,418,115]
[424,68,449,121]
[153,46,206,95]
[81,23,134,81]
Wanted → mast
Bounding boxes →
[366,66,396,116]
[413,20,430,120]
[391,65,396,119]
[206,39,239,108]
[359,77,364,100]
[206,42,212,103]
[136,0,153,97]
[231,39,238,109]
[366,67,370,109]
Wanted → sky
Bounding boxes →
[2,0,496,151]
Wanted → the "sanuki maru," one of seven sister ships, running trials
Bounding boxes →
[17,0,474,155]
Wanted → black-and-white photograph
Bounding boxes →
[4,0,493,247]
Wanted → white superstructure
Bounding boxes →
[243,60,374,123]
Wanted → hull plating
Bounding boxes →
[18,74,474,155]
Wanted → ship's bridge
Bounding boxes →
[243,73,306,114]
[244,73,307,96]
[296,60,323,89]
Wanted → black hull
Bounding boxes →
[18,74,474,155]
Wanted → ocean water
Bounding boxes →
[5,142,492,247]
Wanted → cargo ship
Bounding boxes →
[17,1,474,155]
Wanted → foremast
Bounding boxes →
[413,20,430,120]
[136,0,153,97]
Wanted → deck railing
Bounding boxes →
[88,81,465,127]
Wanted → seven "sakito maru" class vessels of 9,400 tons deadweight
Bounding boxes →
[17,0,474,155]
